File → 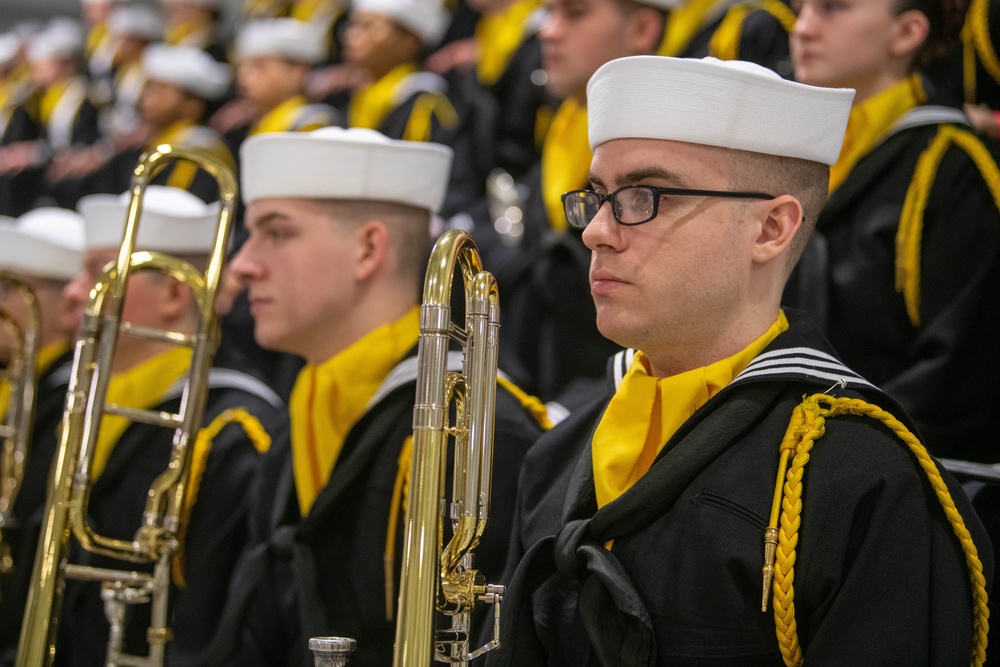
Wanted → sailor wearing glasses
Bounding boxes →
[487,55,993,667]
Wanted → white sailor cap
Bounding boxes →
[351,0,451,47]
[0,208,85,281]
[27,18,85,63]
[142,43,231,100]
[586,56,855,166]
[241,127,454,213]
[77,186,221,253]
[0,33,21,69]
[108,4,164,42]
[237,18,328,64]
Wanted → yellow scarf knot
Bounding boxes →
[593,312,788,509]
[290,307,420,515]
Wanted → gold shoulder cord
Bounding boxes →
[761,394,989,667]
[496,375,555,430]
[708,0,796,62]
[963,0,1000,103]
[402,92,460,143]
[385,435,414,621]
[172,408,272,588]
[896,125,1000,326]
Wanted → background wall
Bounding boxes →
[2,0,82,31]
[0,0,243,36]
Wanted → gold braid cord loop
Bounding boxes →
[765,394,989,667]
[896,125,1000,326]
[172,408,271,588]
[964,0,1000,102]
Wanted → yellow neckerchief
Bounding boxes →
[39,79,71,127]
[829,74,926,193]
[290,306,420,516]
[290,0,337,22]
[92,347,193,479]
[86,22,108,58]
[149,120,234,190]
[165,23,191,45]
[659,0,724,56]
[249,95,309,135]
[0,340,69,423]
[593,311,789,510]
[166,22,212,47]
[244,0,287,19]
[36,340,69,378]
[12,62,32,96]
[348,62,420,130]
[541,98,590,232]
[476,0,541,86]
[150,119,200,189]
[114,60,142,88]
[2,78,29,116]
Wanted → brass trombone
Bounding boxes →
[15,144,237,667]
[0,271,40,583]
[391,229,504,667]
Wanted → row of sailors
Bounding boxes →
[0,50,996,664]
[1,0,1000,468]
[0,0,998,452]
[0,0,828,223]
[6,0,1000,218]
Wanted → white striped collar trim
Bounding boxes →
[45,360,75,390]
[366,351,461,408]
[367,350,516,410]
[544,401,571,426]
[889,105,970,137]
[613,349,636,388]
[734,346,875,389]
[166,368,285,409]
[612,346,876,390]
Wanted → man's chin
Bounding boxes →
[595,318,634,350]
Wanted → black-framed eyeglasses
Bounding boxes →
[561,184,777,229]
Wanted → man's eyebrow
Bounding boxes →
[589,166,692,189]
[247,210,290,231]
[620,166,690,187]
